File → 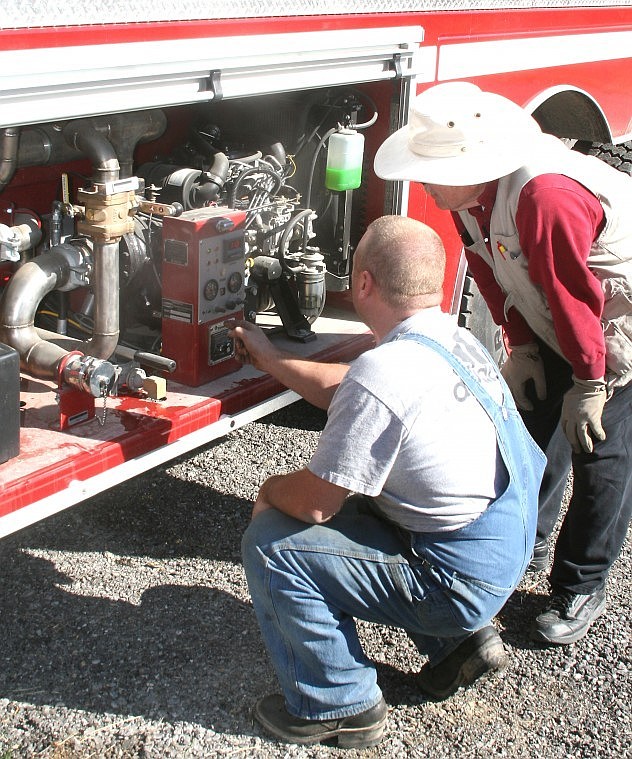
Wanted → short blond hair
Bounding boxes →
[357,215,445,308]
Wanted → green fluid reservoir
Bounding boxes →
[325,129,365,191]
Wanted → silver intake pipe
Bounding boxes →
[82,239,120,359]
[63,120,120,184]
[0,246,76,379]
[0,111,166,180]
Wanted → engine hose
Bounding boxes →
[301,125,337,252]
[348,89,379,130]
[259,203,304,242]
[355,109,378,130]
[230,151,262,165]
[303,126,336,214]
[278,208,314,268]
[227,165,283,209]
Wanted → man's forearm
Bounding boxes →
[263,353,349,409]
[228,319,349,409]
[254,469,349,523]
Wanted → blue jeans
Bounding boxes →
[242,333,544,720]
[242,489,535,720]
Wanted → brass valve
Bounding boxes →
[76,178,140,242]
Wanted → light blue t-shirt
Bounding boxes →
[308,308,507,532]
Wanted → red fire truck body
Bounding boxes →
[0,2,631,536]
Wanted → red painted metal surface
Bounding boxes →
[0,304,373,519]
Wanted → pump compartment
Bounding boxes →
[0,25,421,534]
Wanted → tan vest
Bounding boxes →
[458,137,632,388]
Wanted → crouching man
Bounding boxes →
[228,216,545,749]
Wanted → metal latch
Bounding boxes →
[390,53,403,79]
[202,69,223,99]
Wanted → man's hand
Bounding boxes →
[226,318,283,372]
[252,490,275,520]
[561,376,607,454]
[501,342,547,411]
[227,317,348,410]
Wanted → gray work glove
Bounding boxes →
[501,342,547,411]
[560,376,607,454]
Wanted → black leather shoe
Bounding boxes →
[527,540,550,572]
[531,587,606,645]
[417,625,508,701]
[254,694,387,748]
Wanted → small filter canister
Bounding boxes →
[325,129,365,192]
[0,342,20,464]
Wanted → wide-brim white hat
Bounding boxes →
[374,82,549,186]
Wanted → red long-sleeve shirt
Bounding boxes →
[461,175,606,380]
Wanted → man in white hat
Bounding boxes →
[374,82,632,646]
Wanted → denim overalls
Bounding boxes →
[397,333,546,633]
[242,331,546,721]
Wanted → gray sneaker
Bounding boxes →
[527,539,550,572]
[531,587,607,645]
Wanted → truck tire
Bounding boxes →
[458,272,507,367]
[572,140,632,175]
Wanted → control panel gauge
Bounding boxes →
[227,271,243,294]
[203,278,219,301]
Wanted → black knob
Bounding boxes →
[215,217,235,233]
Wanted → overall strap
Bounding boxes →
[395,332,512,420]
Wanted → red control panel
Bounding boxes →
[161,207,247,386]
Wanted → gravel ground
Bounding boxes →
[0,398,630,758]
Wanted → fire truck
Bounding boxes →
[1,1,631,537]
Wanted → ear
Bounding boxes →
[355,268,374,300]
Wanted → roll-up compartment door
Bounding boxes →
[0,26,422,128]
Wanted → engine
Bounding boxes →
[0,88,377,406]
